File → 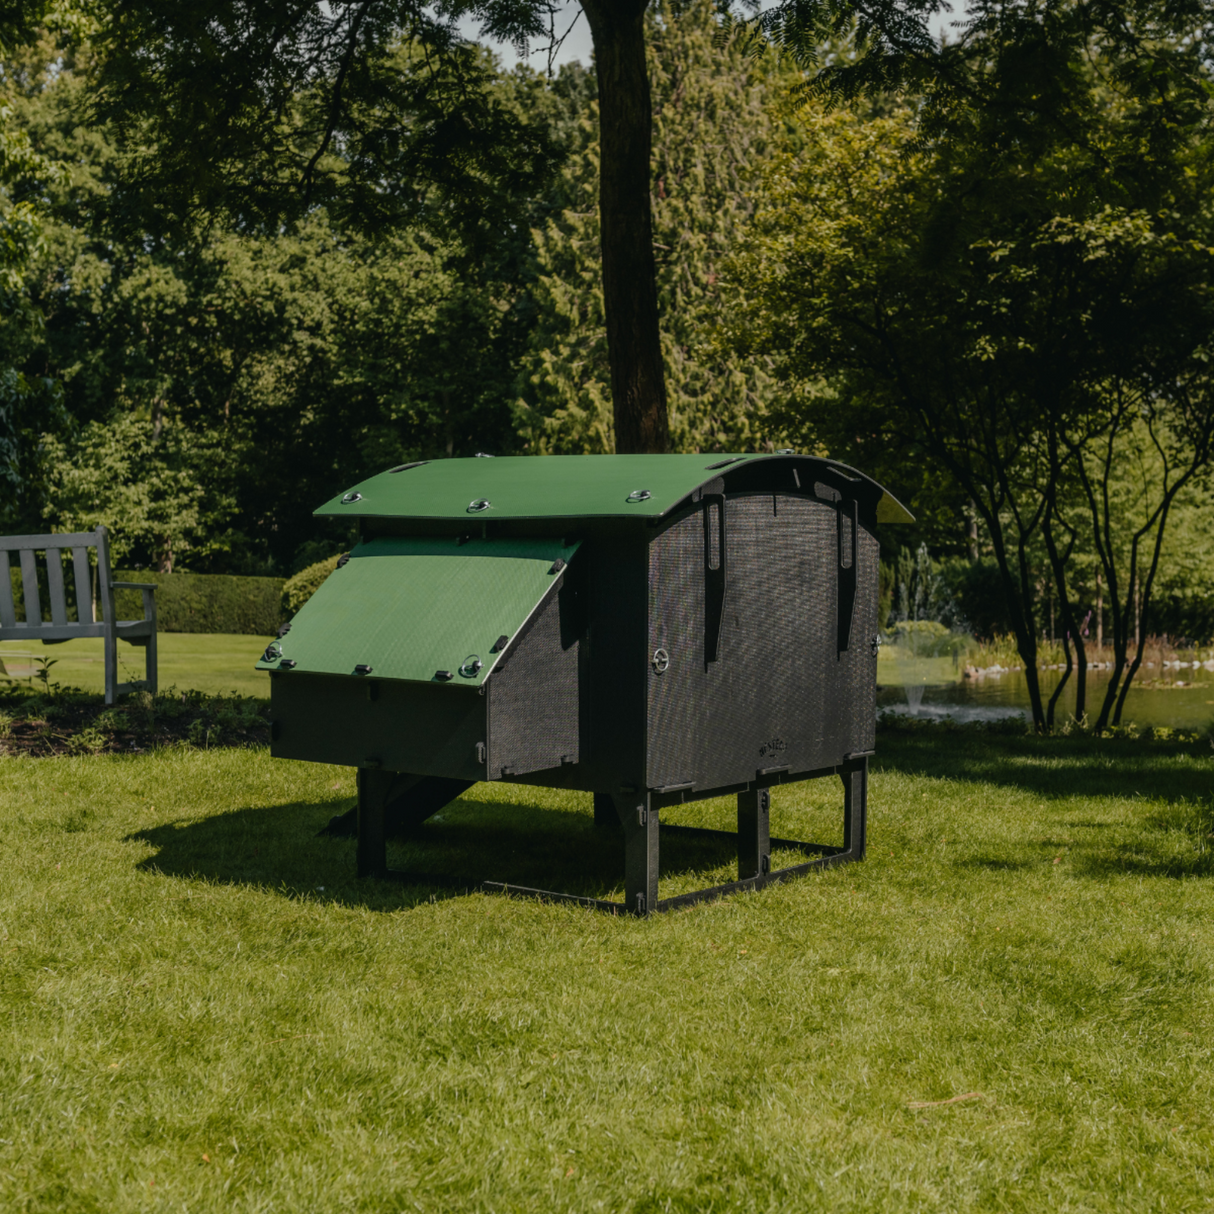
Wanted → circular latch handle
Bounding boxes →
[467,498,491,513]
[652,647,670,674]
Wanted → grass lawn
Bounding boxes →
[0,633,274,700]
[2,728,1213,1211]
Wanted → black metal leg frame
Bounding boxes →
[356,758,869,916]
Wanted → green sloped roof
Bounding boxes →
[257,536,577,685]
[314,454,913,524]
[314,454,760,521]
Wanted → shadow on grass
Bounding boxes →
[130,792,745,912]
[874,726,1213,804]
[959,857,1035,871]
[951,803,1214,882]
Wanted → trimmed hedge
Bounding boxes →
[113,571,286,635]
[282,556,340,618]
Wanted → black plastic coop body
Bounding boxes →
[257,453,913,913]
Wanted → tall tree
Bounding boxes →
[517,0,786,454]
[730,21,1214,730]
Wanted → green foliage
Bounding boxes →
[282,556,340,618]
[88,6,563,249]
[515,0,790,453]
[40,413,234,571]
[0,97,61,522]
[730,19,1214,725]
[1149,481,1214,640]
[0,682,269,755]
[112,571,285,636]
[886,543,962,629]
[8,36,592,570]
[937,558,1013,641]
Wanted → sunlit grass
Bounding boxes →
[0,633,273,699]
[2,730,1213,1211]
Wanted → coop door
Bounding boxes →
[646,493,840,791]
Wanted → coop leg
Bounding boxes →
[357,767,396,879]
[617,793,659,915]
[842,757,868,860]
[738,787,771,880]
[593,792,621,831]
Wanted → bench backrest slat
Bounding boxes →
[1,531,104,549]
[45,547,67,626]
[95,527,116,632]
[71,546,92,623]
[1,528,102,631]
[0,550,13,629]
[18,548,40,625]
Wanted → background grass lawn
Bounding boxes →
[0,634,273,699]
[2,730,1213,1211]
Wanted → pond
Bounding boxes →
[877,658,1214,730]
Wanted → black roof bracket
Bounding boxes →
[837,498,858,653]
[703,492,727,664]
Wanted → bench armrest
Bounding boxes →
[110,581,157,592]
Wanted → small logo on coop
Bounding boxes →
[758,737,787,758]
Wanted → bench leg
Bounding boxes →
[737,787,771,880]
[104,624,116,706]
[144,627,158,696]
[618,793,659,915]
[842,758,868,860]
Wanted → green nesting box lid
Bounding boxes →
[314,453,914,524]
[258,536,577,686]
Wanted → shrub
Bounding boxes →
[112,571,286,635]
[282,555,341,618]
[886,619,973,660]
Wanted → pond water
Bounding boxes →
[877,663,1214,730]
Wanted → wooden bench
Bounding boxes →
[0,526,157,704]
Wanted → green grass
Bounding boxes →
[2,730,1214,1211]
[0,633,274,699]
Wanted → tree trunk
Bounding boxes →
[580,0,670,454]
[1095,570,1102,655]
[980,509,1045,730]
[1042,514,1086,726]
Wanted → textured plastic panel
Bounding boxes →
[487,589,580,778]
[258,535,578,685]
[646,494,878,791]
[314,454,913,524]
[269,672,486,778]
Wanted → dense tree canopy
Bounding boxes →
[728,13,1214,725]
[4,0,1214,695]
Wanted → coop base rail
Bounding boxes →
[354,757,869,916]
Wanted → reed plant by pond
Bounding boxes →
[2,724,1213,1212]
